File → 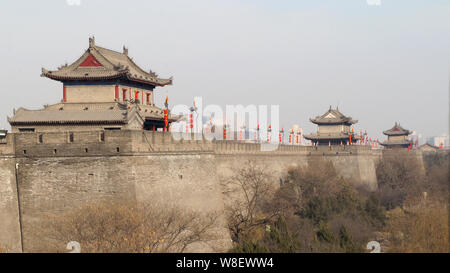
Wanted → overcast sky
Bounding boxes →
[0,0,448,140]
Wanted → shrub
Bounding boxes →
[385,201,449,253]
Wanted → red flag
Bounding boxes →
[164,108,168,131]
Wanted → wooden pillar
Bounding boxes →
[115,85,119,100]
[63,86,67,102]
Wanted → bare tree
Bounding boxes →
[376,154,426,209]
[223,161,278,242]
[31,201,221,253]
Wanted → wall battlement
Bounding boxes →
[0,130,423,252]
[4,130,376,157]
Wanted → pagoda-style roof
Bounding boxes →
[41,37,172,87]
[380,139,411,147]
[382,122,411,136]
[418,143,439,151]
[310,107,357,125]
[8,102,179,126]
[304,132,360,141]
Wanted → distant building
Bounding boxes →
[304,107,359,145]
[409,131,422,146]
[8,37,179,133]
[426,134,449,148]
[380,122,411,149]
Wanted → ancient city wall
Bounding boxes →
[0,130,422,252]
[0,134,22,252]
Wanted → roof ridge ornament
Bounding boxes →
[123,46,128,56]
[41,68,48,76]
[149,70,158,78]
[89,36,95,48]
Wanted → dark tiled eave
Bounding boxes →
[10,120,126,125]
[42,72,169,87]
[42,72,126,82]
[126,74,171,87]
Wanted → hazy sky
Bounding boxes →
[0,0,448,140]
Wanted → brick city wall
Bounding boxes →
[0,130,424,252]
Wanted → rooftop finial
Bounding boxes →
[89,36,95,48]
[123,46,128,55]
[329,105,332,110]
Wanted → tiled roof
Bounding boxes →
[8,108,127,125]
[304,132,360,140]
[380,140,411,146]
[383,122,411,136]
[8,102,180,125]
[41,37,172,87]
[419,143,438,150]
[45,102,126,111]
[310,107,357,125]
